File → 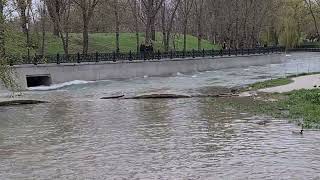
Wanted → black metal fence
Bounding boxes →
[7,47,285,66]
[287,48,320,52]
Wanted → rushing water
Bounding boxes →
[1,52,320,179]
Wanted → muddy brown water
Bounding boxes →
[1,52,320,179]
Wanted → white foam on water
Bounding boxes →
[192,75,198,78]
[285,54,292,57]
[176,72,184,76]
[28,80,94,91]
[143,75,149,78]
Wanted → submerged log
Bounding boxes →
[191,93,239,98]
[0,100,48,106]
[101,95,125,99]
[126,93,192,99]
[100,93,239,100]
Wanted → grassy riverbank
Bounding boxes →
[224,90,320,128]
[224,74,320,128]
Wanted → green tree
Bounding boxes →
[0,0,19,91]
[277,0,305,48]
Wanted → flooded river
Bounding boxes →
[1,53,320,179]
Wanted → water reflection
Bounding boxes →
[134,99,172,140]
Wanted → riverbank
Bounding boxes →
[229,73,320,128]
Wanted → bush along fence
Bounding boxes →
[7,47,285,66]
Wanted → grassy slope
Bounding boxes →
[231,75,320,128]
[6,32,219,56]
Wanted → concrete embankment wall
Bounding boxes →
[3,54,283,90]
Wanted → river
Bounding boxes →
[1,52,320,179]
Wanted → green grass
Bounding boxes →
[219,89,320,129]
[247,78,294,91]
[280,89,320,128]
[224,75,320,128]
[6,32,219,56]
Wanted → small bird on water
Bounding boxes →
[256,119,271,125]
[292,124,304,135]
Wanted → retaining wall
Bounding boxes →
[2,54,283,90]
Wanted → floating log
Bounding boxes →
[100,95,125,99]
[125,93,192,99]
[100,93,240,100]
[0,100,48,106]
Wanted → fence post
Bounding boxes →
[235,48,238,56]
[170,50,173,59]
[192,49,195,58]
[212,49,215,57]
[129,51,133,61]
[77,52,81,63]
[33,53,38,65]
[228,48,231,56]
[220,49,223,56]
[56,53,60,64]
[157,50,161,60]
[113,51,116,62]
[9,58,13,66]
[202,49,205,57]
[95,52,99,62]
[241,48,244,55]
[247,48,250,55]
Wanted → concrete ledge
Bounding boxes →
[3,53,284,90]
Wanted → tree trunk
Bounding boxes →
[53,23,60,36]
[197,20,202,51]
[151,17,156,41]
[114,0,120,53]
[0,0,4,56]
[183,19,187,52]
[19,3,28,34]
[83,21,89,54]
[41,5,46,56]
[161,4,167,50]
[197,0,203,51]
[306,0,320,40]
[133,0,139,52]
[145,15,152,45]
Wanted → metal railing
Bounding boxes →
[287,48,320,52]
[7,47,285,66]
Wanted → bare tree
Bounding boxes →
[128,0,140,52]
[112,0,120,53]
[0,0,4,56]
[46,0,62,36]
[305,0,320,40]
[141,0,165,45]
[38,0,47,56]
[46,0,72,55]
[179,0,193,52]
[16,0,31,34]
[194,0,204,50]
[161,0,181,51]
[73,0,100,54]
